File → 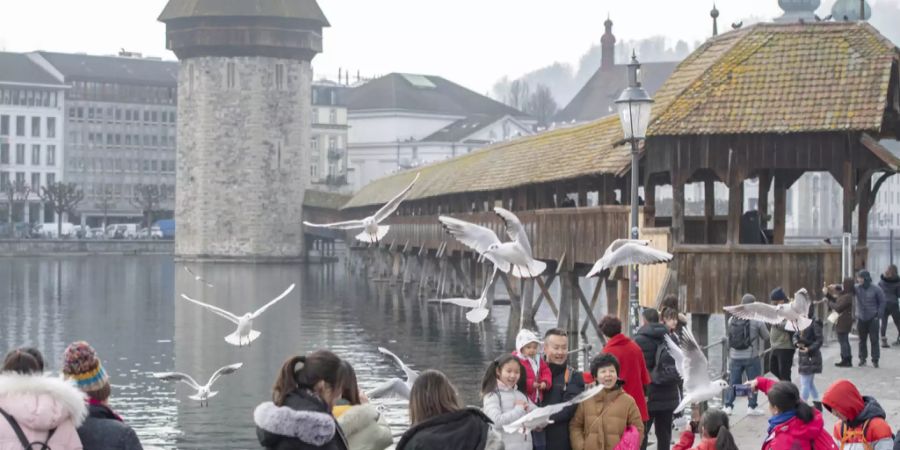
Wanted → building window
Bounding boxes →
[328,136,336,150]
[151,160,158,172]
[0,144,8,164]
[15,144,25,164]
[311,137,318,151]
[329,109,337,124]
[151,111,158,122]
[0,172,7,189]
[15,116,24,136]
[47,145,55,166]
[31,173,40,190]
[15,172,24,185]
[47,117,55,138]
[31,145,40,165]
[310,165,318,177]
[275,64,285,90]
[227,62,236,89]
[47,173,54,186]
[0,115,8,135]
[143,111,150,122]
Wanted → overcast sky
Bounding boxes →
[0,0,894,94]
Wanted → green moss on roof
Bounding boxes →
[303,190,351,209]
[159,0,329,25]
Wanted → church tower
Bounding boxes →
[159,0,329,261]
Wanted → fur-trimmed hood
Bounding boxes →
[0,373,88,430]
[254,401,336,446]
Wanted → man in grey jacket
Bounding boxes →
[856,270,886,368]
[723,293,769,416]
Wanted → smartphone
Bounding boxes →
[733,384,752,397]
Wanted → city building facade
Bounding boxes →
[310,80,351,193]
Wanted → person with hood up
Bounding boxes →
[512,328,552,405]
[878,265,900,348]
[723,293,769,416]
[747,377,837,450]
[0,348,86,450]
[855,270,886,368]
[569,353,645,450]
[600,315,651,424]
[396,369,503,450]
[825,278,856,367]
[792,307,824,411]
[255,351,349,450]
[61,341,143,450]
[821,379,894,450]
[768,287,796,381]
[332,361,392,450]
[672,408,739,450]
[634,308,681,449]
[540,328,586,450]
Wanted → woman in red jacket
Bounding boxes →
[672,409,738,450]
[748,377,837,450]
[599,316,651,422]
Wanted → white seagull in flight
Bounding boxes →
[503,383,606,434]
[152,363,243,407]
[723,288,812,332]
[429,268,497,323]
[367,347,419,400]
[184,266,214,288]
[303,173,420,243]
[180,284,296,346]
[439,207,546,278]
[665,327,729,414]
[586,239,673,278]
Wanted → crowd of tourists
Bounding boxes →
[4,266,900,449]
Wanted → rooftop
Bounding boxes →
[0,52,64,86]
[36,51,178,86]
[158,0,329,26]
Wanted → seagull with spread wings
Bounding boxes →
[439,207,546,278]
[367,347,419,400]
[503,383,606,434]
[586,239,673,279]
[428,268,497,323]
[723,288,812,332]
[665,327,729,413]
[152,363,243,407]
[180,284,296,346]
[184,266,214,288]
[303,173,420,243]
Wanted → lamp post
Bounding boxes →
[615,52,654,335]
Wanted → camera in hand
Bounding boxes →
[733,384,752,397]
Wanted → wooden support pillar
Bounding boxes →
[842,161,855,235]
[522,279,536,330]
[555,183,566,208]
[617,279,629,327]
[501,273,522,349]
[858,177,872,247]
[774,173,787,245]
[558,272,576,331]
[672,176,686,244]
[577,179,588,207]
[705,180,716,244]
[727,180,743,245]
[644,180,656,228]
[758,171,771,230]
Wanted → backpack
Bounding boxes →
[838,419,876,450]
[0,407,55,450]
[650,343,680,385]
[728,318,753,350]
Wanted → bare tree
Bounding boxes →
[526,84,559,126]
[506,80,531,112]
[3,180,31,235]
[40,182,84,238]
[94,186,116,229]
[131,184,164,232]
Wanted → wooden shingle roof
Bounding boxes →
[649,22,900,136]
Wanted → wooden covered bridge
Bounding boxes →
[317,22,900,348]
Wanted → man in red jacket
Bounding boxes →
[600,315,651,422]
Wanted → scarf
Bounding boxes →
[767,410,796,435]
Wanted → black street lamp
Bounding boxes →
[615,52,654,335]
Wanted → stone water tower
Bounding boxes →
[159,0,329,261]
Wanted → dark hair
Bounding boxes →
[544,328,568,339]
[642,308,660,324]
[659,294,679,312]
[887,265,898,279]
[409,370,462,425]
[19,348,44,371]
[599,315,622,338]
[272,351,343,407]
[481,354,521,396]
[2,349,41,374]
[842,277,855,296]
[661,307,680,322]
[589,352,620,378]
[701,409,738,450]
[338,360,361,406]
[767,381,814,423]
[87,383,111,402]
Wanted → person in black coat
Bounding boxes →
[634,308,681,450]
[538,328,586,450]
[78,402,143,450]
[397,370,503,450]
[792,306,824,411]
[255,351,349,450]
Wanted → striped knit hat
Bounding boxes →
[62,341,108,393]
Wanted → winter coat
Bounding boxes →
[672,430,717,450]
[769,323,794,350]
[792,319,824,375]
[727,317,770,360]
[77,402,142,450]
[880,275,900,307]
[0,372,87,450]
[822,380,895,450]
[569,383,645,450]
[541,362,585,450]
[633,324,681,412]
[395,408,503,450]
[255,389,349,450]
[755,377,836,450]
[335,404,392,450]
[602,334,651,421]
[828,291,855,334]
[855,283,886,321]
[483,382,535,450]
[513,351,552,404]
[894,432,900,450]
